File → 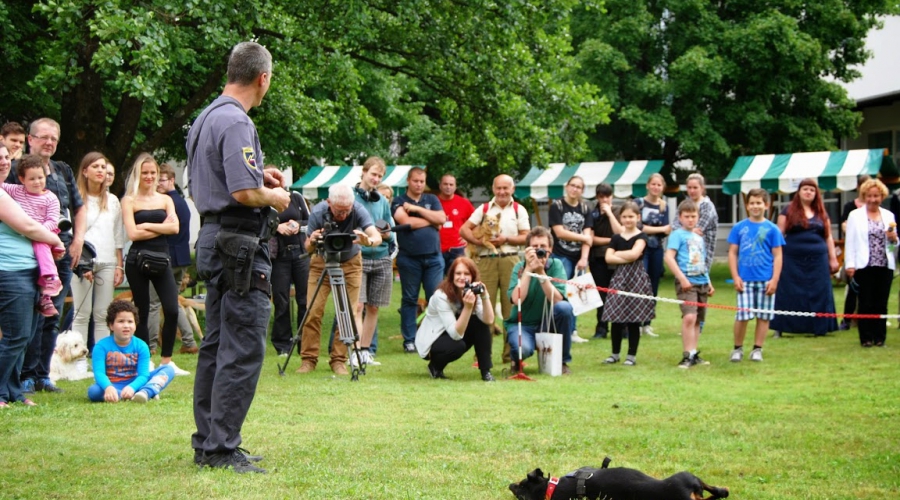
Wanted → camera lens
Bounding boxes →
[535,248,547,258]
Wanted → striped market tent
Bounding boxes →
[290,165,421,200]
[514,160,665,200]
[722,149,898,195]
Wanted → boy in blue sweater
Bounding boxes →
[87,300,175,403]
[664,200,715,368]
[727,188,784,362]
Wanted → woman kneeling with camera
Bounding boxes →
[415,257,496,381]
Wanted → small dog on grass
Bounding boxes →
[467,213,501,258]
[509,459,729,500]
[49,330,93,383]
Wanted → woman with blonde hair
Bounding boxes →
[844,178,895,347]
[634,172,671,336]
[70,152,125,344]
[121,153,187,375]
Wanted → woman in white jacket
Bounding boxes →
[415,257,495,381]
[844,178,897,347]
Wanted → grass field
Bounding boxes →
[2,263,898,499]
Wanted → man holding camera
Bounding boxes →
[506,226,575,374]
[187,41,290,474]
[298,184,383,375]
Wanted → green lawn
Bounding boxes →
[2,264,898,499]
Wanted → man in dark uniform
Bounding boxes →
[186,41,290,474]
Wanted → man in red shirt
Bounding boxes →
[437,174,474,274]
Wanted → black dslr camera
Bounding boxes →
[463,281,485,296]
[535,248,548,258]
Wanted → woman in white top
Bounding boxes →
[844,178,896,347]
[71,152,125,344]
[415,256,495,381]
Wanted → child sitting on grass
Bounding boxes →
[727,188,784,362]
[664,199,715,369]
[87,300,175,403]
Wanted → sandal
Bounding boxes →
[603,355,619,364]
[623,358,636,366]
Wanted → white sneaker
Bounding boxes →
[163,361,191,376]
[132,390,149,403]
[730,348,743,362]
[570,330,589,343]
[641,325,659,337]
[366,351,382,366]
[749,348,763,362]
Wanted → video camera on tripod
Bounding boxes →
[315,214,356,261]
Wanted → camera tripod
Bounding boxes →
[277,250,367,381]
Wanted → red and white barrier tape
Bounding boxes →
[525,272,900,320]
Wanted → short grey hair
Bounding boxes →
[328,184,355,205]
[227,42,272,86]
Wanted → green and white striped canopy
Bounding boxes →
[514,160,665,200]
[722,149,896,195]
[290,165,421,200]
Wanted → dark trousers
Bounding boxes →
[192,224,270,454]
[843,281,858,319]
[611,323,641,356]
[22,253,72,382]
[125,255,180,358]
[428,319,493,373]
[270,253,309,354]
[589,257,612,334]
[855,266,893,345]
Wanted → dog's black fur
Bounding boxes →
[509,464,729,500]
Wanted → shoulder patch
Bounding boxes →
[242,147,258,170]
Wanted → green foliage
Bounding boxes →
[572,0,899,181]
[0,0,609,192]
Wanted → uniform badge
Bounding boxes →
[242,147,258,169]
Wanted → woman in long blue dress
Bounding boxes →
[771,178,839,336]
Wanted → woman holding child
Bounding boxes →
[121,153,188,375]
[415,257,495,382]
[0,145,66,407]
[771,178,839,337]
[844,178,895,347]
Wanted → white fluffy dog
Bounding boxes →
[49,330,93,383]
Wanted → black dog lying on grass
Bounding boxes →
[509,458,729,500]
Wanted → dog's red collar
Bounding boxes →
[545,476,560,500]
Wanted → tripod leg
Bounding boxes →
[278,266,328,376]
[327,266,365,381]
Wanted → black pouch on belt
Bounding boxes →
[215,230,260,297]
[135,249,170,278]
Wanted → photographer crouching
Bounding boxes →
[297,184,383,375]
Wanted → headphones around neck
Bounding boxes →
[354,185,381,203]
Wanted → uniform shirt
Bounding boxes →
[438,194,475,252]
[467,198,531,256]
[505,258,567,327]
[548,198,593,260]
[727,218,785,282]
[186,96,264,216]
[391,192,443,256]
[91,335,151,392]
[306,200,374,262]
[666,228,709,285]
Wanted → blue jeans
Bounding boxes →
[507,301,575,363]
[87,364,176,402]
[23,253,72,382]
[442,246,466,276]
[396,252,444,344]
[551,253,579,334]
[0,268,41,403]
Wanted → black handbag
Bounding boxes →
[135,249,170,277]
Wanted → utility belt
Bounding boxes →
[206,207,278,297]
[480,252,518,258]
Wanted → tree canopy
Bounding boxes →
[0,0,609,191]
[571,0,899,181]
